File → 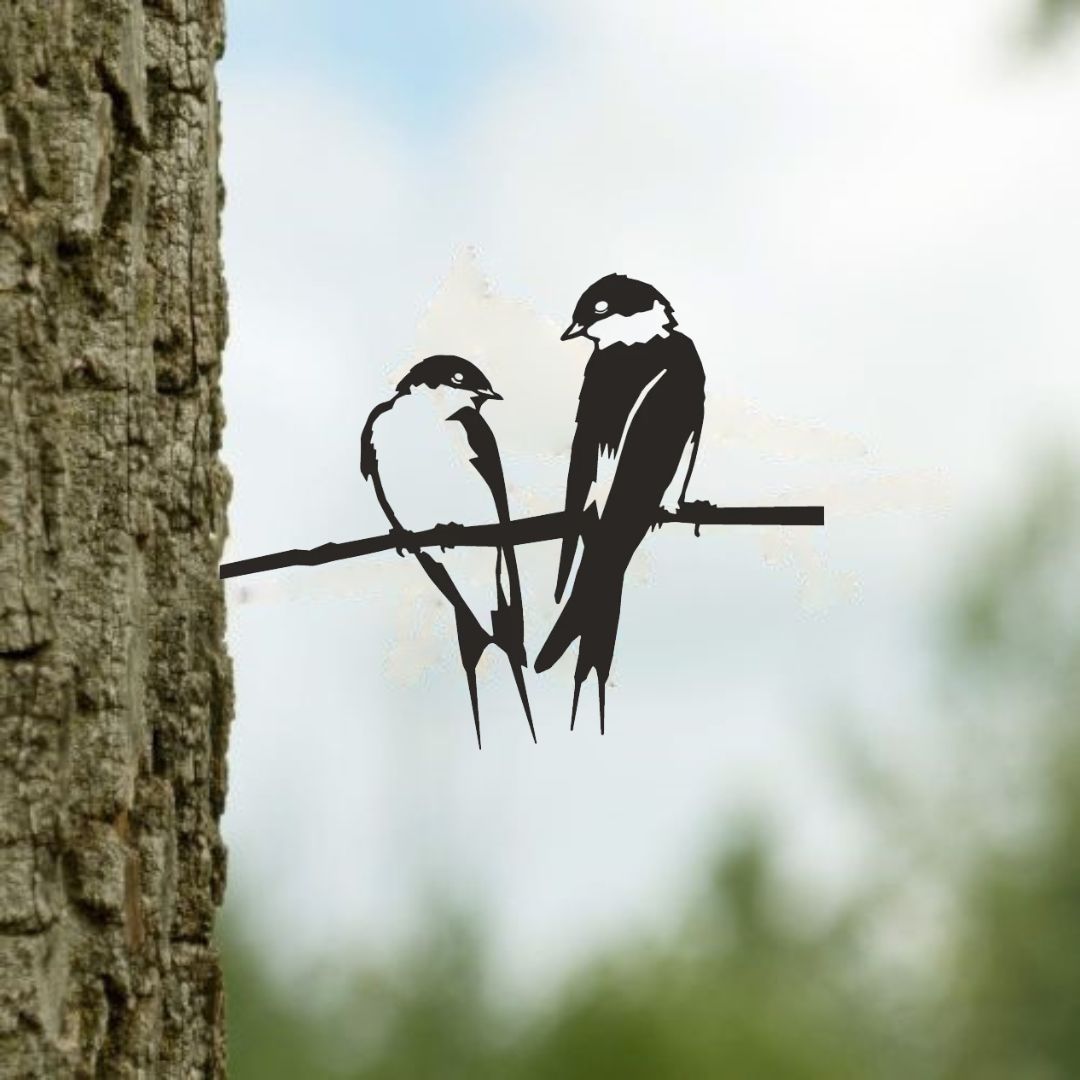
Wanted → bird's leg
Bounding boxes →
[391,529,417,558]
[598,677,606,736]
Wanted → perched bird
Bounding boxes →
[361,355,535,748]
[534,275,706,731]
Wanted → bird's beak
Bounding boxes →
[473,388,502,403]
[561,322,586,341]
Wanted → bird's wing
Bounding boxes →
[660,423,702,509]
[360,397,401,527]
[671,335,706,504]
[450,408,527,661]
[554,420,599,604]
[603,356,705,526]
[450,407,511,522]
[587,366,668,517]
[453,409,526,658]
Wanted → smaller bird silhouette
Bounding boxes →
[535,275,706,732]
[361,355,535,748]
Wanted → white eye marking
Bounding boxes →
[594,300,609,313]
[451,372,464,384]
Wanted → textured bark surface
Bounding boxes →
[0,1,230,1075]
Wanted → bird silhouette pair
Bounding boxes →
[361,274,706,748]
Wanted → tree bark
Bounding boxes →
[0,1,230,1075]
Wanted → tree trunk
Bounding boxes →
[0,1,231,1075]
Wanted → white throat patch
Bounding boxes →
[588,300,672,350]
[411,383,481,420]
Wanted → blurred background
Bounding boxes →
[218,1,1080,1075]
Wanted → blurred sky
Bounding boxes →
[218,0,1080,993]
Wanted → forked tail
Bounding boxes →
[535,553,626,731]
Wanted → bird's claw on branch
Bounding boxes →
[391,531,415,558]
[681,499,713,536]
[655,499,684,527]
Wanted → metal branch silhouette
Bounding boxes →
[218,500,824,580]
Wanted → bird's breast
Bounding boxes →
[369,396,496,531]
[582,344,668,452]
[368,396,506,630]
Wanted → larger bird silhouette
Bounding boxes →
[534,275,706,731]
[362,355,535,748]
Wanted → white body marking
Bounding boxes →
[369,386,504,631]
[589,368,667,517]
[660,431,697,512]
[588,300,672,350]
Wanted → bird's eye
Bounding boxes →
[594,300,609,313]
[451,372,464,384]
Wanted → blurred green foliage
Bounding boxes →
[222,456,1080,1078]
[1032,0,1080,44]
[1039,0,1080,27]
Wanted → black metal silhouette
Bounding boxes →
[219,286,828,747]
[217,503,824,580]
[534,275,706,733]
[360,355,534,749]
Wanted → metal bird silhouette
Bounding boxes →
[361,355,535,748]
[534,275,706,732]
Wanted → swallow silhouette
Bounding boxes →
[362,355,535,748]
[534,275,706,731]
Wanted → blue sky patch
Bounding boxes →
[224,0,546,136]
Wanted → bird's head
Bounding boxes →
[562,274,676,349]
[396,355,503,411]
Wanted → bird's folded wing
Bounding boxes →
[603,367,704,520]
[555,423,598,603]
